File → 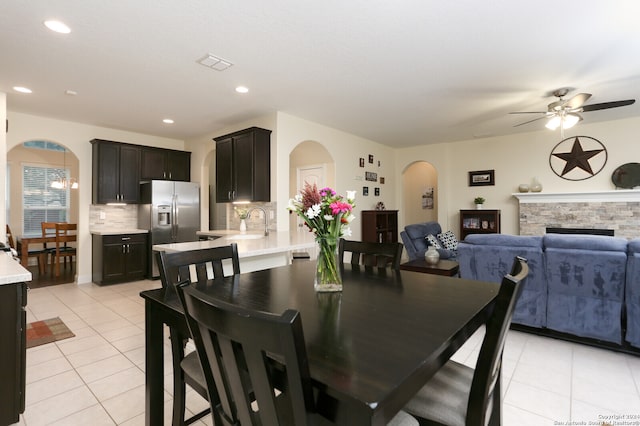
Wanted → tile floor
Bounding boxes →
[13,279,640,425]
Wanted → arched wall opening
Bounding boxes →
[401,161,438,227]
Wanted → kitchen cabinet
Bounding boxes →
[92,233,148,284]
[140,147,191,181]
[214,127,271,203]
[0,281,26,425]
[459,209,501,240]
[362,210,398,243]
[91,139,141,204]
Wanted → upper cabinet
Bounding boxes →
[140,147,191,181]
[91,139,141,204]
[214,127,271,203]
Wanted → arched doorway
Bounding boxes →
[402,161,438,226]
[7,140,79,286]
[288,141,335,233]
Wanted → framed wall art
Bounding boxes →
[359,157,365,167]
[363,186,369,196]
[468,169,495,186]
[365,171,377,182]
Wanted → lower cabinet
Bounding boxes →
[92,234,148,285]
[0,281,26,425]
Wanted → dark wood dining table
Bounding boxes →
[141,261,500,426]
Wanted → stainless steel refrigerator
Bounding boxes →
[138,180,200,278]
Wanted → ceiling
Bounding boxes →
[2,1,640,148]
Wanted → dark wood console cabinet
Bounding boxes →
[0,281,26,425]
[214,127,271,203]
[362,210,398,243]
[459,209,501,239]
[92,233,148,285]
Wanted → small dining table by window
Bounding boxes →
[16,223,77,276]
[141,261,500,426]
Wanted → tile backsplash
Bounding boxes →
[89,204,138,230]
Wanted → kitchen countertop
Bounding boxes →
[90,229,149,235]
[155,230,316,258]
[0,252,32,285]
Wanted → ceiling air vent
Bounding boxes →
[197,53,233,71]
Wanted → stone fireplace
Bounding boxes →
[514,190,640,239]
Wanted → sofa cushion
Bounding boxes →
[626,238,640,348]
[543,233,628,252]
[437,230,458,251]
[464,233,543,248]
[426,234,443,249]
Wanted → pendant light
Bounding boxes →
[51,148,78,189]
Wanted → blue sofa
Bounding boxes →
[458,233,638,348]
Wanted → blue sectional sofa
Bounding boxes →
[458,233,639,349]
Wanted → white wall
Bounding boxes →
[0,93,6,243]
[395,116,640,237]
[5,111,184,283]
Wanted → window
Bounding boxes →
[23,164,69,236]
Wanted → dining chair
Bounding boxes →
[52,223,77,277]
[339,238,404,270]
[175,281,419,426]
[41,222,58,271]
[7,224,48,274]
[403,256,529,426]
[156,244,240,426]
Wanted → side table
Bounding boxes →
[399,258,459,277]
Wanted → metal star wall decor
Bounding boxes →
[549,136,607,181]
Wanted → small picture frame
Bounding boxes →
[380,177,385,184]
[378,160,381,167]
[482,220,489,230]
[363,186,369,196]
[365,171,378,182]
[368,154,374,164]
[468,169,495,186]
[374,187,380,196]
[359,158,365,167]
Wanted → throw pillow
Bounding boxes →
[425,234,443,249]
[437,230,459,251]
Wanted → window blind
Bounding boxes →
[23,165,69,236]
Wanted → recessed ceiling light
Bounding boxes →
[163,119,174,124]
[44,20,71,34]
[65,89,77,96]
[235,86,249,94]
[13,86,32,94]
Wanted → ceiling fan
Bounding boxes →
[510,88,636,131]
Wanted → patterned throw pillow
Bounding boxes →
[425,234,443,249]
[437,230,459,251]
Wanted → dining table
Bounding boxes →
[141,261,500,426]
[16,225,77,277]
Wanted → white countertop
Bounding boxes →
[0,252,32,285]
[155,230,316,258]
[90,229,149,235]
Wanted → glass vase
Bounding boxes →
[314,236,342,292]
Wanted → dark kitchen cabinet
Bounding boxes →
[140,147,191,181]
[91,139,141,204]
[92,233,148,285]
[0,281,26,425]
[214,127,271,203]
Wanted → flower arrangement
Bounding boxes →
[234,206,249,219]
[287,183,356,291]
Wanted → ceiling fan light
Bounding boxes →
[545,116,561,130]
[563,113,580,129]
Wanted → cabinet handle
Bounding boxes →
[163,171,166,179]
[122,245,126,254]
[228,191,231,200]
[169,172,172,179]
[121,237,131,241]
[127,244,131,253]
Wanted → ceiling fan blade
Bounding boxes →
[582,99,636,112]
[564,93,591,109]
[508,111,547,114]
[513,115,548,127]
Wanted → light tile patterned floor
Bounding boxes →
[12,280,640,425]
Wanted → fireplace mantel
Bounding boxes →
[513,189,640,203]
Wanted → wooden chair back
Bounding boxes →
[467,256,528,424]
[339,238,404,270]
[54,223,77,247]
[42,222,59,250]
[156,244,240,299]
[177,282,315,426]
[6,224,15,248]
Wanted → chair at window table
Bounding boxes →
[7,224,48,274]
[339,238,404,270]
[403,256,529,426]
[52,223,77,277]
[175,280,419,426]
[41,222,58,271]
[156,244,240,426]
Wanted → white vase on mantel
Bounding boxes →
[531,177,543,193]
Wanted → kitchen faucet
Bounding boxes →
[247,207,269,236]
